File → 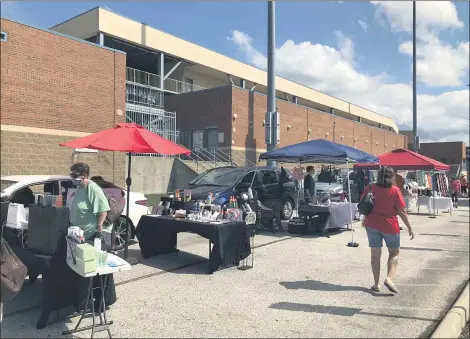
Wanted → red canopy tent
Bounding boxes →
[60,123,191,258]
[353,148,450,171]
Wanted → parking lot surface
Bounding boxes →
[2,201,469,338]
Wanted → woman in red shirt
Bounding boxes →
[361,166,415,293]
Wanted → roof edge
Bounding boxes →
[1,17,125,55]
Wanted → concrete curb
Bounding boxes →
[431,281,469,339]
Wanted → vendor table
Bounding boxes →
[298,202,356,232]
[135,216,251,274]
[9,237,118,329]
[62,253,131,338]
[417,196,453,216]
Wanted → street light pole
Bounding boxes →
[266,0,277,167]
[412,1,418,152]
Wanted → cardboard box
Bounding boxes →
[74,257,97,275]
[75,243,95,262]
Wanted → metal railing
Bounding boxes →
[127,68,161,87]
[126,67,205,94]
[126,104,177,157]
[164,78,206,94]
[126,83,164,108]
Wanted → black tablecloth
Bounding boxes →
[10,237,117,328]
[135,216,251,273]
[298,203,354,231]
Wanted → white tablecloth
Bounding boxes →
[328,202,357,229]
[417,196,453,215]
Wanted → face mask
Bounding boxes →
[72,178,83,187]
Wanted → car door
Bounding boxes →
[237,170,263,199]
[259,169,280,208]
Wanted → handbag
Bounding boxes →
[357,185,375,215]
[0,237,28,301]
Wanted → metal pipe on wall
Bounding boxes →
[267,0,276,167]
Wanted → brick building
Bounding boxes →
[0,19,126,184]
[166,86,407,161]
[419,141,467,166]
[49,7,407,159]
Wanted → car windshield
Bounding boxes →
[189,168,246,187]
[1,180,18,192]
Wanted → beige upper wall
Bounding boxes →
[50,7,99,40]
[51,6,399,133]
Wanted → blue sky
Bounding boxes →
[2,1,469,142]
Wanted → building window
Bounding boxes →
[1,32,7,42]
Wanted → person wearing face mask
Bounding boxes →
[69,162,110,242]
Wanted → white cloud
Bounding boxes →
[371,1,464,35]
[335,31,354,62]
[372,1,469,88]
[399,39,469,87]
[227,30,469,143]
[358,20,369,32]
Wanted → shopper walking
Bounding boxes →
[450,176,461,208]
[361,166,415,293]
[460,174,467,196]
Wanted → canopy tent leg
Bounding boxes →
[429,170,437,218]
[124,153,132,259]
[346,159,359,248]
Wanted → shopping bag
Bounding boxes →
[0,237,27,301]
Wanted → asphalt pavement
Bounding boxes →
[1,200,469,338]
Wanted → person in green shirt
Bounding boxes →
[69,162,110,242]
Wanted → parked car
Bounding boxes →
[0,175,147,249]
[175,166,298,220]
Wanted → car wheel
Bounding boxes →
[112,216,134,251]
[281,198,294,220]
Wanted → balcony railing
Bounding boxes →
[126,67,206,95]
[164,77,206,94]
[126,83,164,108]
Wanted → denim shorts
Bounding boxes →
[366,227,400,248]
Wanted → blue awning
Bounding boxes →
[259,139,379,164]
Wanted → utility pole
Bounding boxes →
[412,1,418,152]
[265,0,279,167]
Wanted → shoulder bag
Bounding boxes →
[357,184,375,215]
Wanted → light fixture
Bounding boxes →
[308,128,312,135]
[232,128,236,133]
[385,144,388,147]
[233,113,238,120]
[376,141,379,146]
[354,137,358,141]
[287,124,292,130]
[325,132,329,136]
[341,135,344,140]
[262,120,265,127]
[232,140,235,145]
[365,140,369,143]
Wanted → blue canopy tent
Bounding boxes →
[259,139,379,247]
[259,139,379,164]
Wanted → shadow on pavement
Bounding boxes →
[279,279,394,297]
[269,302,439,322]
[420,233,467,238]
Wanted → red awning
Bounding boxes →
[353,148,450,171]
